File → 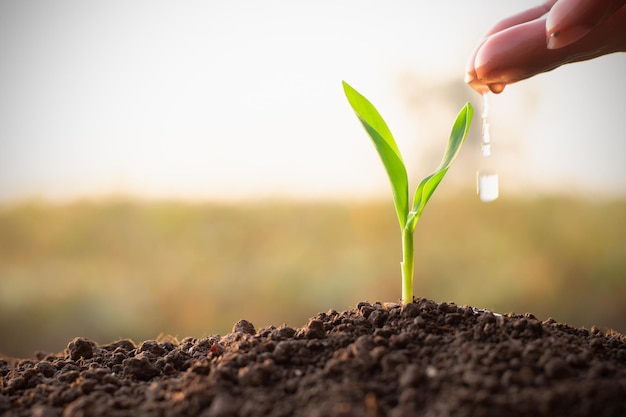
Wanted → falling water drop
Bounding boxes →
[477,172,499,202]
[477,93,499,202]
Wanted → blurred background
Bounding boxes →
[1,0,625,358]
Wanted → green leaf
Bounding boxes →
[343,81,409,229]
[406,102,473,232]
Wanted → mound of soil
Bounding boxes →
[1,298,625,417]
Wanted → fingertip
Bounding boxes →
[467,78,491,95]
[465,62,491,94]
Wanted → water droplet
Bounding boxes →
[488,83,506,94]
[477,171,499,202]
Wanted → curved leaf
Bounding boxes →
[343,81,409,229]
[407,102,473,232]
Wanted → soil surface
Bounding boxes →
[1,298,625,417]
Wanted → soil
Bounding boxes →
[1,298,625,417]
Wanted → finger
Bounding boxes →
[487,0,556,37]
[465,1,556,93]
[547,0,626,49]
[473,19,551,88]
[474,6,626,87]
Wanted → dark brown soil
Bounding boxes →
[1,298,625,417]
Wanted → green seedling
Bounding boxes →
[342,81,473,304]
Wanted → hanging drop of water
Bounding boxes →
[477,93,499,202]
[488,83,506,94]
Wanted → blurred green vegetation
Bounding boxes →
[1,195,625,357]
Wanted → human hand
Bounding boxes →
[465,0,626,94]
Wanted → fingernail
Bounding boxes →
[547,25,592,49]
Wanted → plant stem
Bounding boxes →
[401,227,414,304]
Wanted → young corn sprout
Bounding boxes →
[343,81,473,304]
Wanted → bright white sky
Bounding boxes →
[1,0,625,202]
